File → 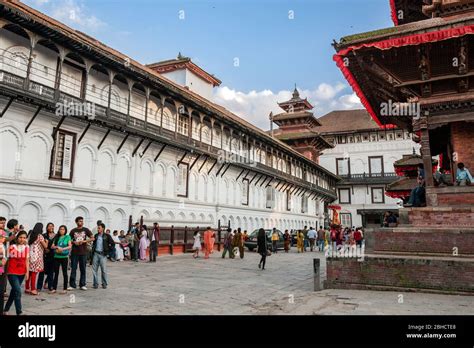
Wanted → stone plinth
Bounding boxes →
[325,254,474,294]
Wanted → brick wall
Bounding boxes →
[451,121,474,171]
[372,230,474,255]
[325,256,474,293]
[437,192,474,206]
[407,207,474,227]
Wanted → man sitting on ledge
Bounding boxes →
[434,168,451,187]
[456,163,473,186]
[404,164,426,208]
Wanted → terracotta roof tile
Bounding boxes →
[317,109,382,134]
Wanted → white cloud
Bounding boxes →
[314,82,346,100]
[24,0,105,31]
[212,83,362,130]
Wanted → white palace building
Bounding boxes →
[318,110,420,228]
[0,1,338,232]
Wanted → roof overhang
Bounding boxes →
[276,133,334,150]
[390,0,429,26]
[278,99,313,111]
[334,20,474,129]
[148,60,222,87]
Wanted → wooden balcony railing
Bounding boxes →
[0,58,336,198]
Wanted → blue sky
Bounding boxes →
[25,0,393,128]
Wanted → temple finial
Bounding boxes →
[292,84,299,99]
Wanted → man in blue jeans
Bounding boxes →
[302,226,309,252]
[91,223,114,289]
[68,216,94,291]
[404,164,426,207]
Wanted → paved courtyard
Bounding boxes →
[20,249,473,315]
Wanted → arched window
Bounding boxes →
[178,115,189,135]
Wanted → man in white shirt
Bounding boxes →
[307,227,317,252]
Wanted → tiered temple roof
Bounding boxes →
[271,87,333,161]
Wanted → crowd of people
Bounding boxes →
[0,212,367,315]
[0,215,163,316]
[406,162,472,208]
[292,225,365,255]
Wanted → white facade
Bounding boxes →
[319,129,420,227]
[161,68,214,100]
[0,21,330,233]
[0,100,323,232]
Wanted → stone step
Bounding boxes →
[325,253,474,295]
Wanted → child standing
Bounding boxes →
[192,231,201,258]
[4,230,29,315]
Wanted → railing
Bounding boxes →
[0,53,336,196]
[338,172,398,186]
[109,109,127,123]
[143,224,227,254]
[339,172,397,179]
[29,80,55,101]
[0,70,24,89]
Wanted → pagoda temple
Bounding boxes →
[271,86,333,163]
[325,0,474,294]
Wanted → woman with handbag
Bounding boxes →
[257,228,268,270]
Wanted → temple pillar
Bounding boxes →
[420,114,435,206]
